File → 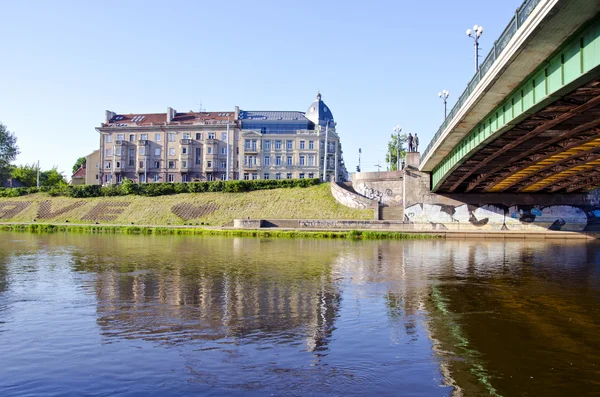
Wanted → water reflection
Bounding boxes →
[0,232,599,396]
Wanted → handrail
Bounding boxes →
[421,0,542,162]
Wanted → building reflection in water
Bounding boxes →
[74,236,342,354]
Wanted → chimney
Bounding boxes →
[105,110,116,124]
[234,106,240,120]
[167,107,176,123]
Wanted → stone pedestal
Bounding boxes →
[405,152,421,168]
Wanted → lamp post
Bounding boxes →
[438,90,450,119]
[466,24,484,72]
[393,125,402,170]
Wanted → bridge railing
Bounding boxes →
[421,0,542,163]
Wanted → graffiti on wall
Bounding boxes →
[404,203,596,231]
[356,183,402,206]
[330,183,375,210]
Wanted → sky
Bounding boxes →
[0,0,524,178]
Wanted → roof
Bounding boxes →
[105,111,234,127]
[72,166,86,179]
[305,91,334,125]
[239,111,308,122]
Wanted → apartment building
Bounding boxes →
[95,93,347,184]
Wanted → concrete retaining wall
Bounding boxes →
[351,171,403,206]
[330,181,378,215]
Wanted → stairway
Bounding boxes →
[379,205,404,221]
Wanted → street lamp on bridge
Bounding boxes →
[466,24,484,72]
[438,90,450,119]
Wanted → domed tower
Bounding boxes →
[305,91,335,127]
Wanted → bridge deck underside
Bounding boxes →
[438,80,600,194]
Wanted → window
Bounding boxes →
[220,174,226,181]
[264,156,270,166]
[182,174,188,182]
[299,173,305,179]
[244,173,249,180]
[300,141,305,149]
[275,173,281,180]
[105,135,111,143]
[139,147,146,156]
[251,140,257,151]
[221,132,227,141]
[116,161,121,168]
[286,140,293,150]
[309,140,314,149]
[308,155,315,166]
[168,161,175,168]
[221,161,226,169]
[169,133,175,142]
[299,155,305,166]
[207,147,212,154]
[195,147,201,164]
[129,134,135,142]
[245,139,250,150]
[208,132,215,139]
[115,147,121,156]
[168,174,174,182]
[105,149,112,157]
[139,161,144,169]
[287,156,292,166]
[264,140,271,150]
[182,147,187,154]
[140,174,146,183]
[141,134,148,140]
[252,173,258,180]
[104,161,111,169]
[264,173,270,180]
[207,174,213,181]
[155,133,161,142]
[154,161,160,168]
[117,134,125,141]
[275,156,281,166]
[183,133,190,139]
[308,173,314,178]
[182,161,187,168]
[221,147,226,155]
[169,148,175,156]
[275,140,282,150]
[116,174,122,183]
[154,174,160,182]
[286,173,292,179]
[207,161,212,168]
[196,133,202,140]
[128,149,135,166]
[154,148,161,156]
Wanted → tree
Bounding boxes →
[72,157,86,174]
[41,167,67,187]
[10,164,66,187]
[385,132,407,171]
[0,122,19,184]
[10,164,37,187]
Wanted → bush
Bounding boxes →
[0,178,321,199]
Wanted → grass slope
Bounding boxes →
[0,183,373,226]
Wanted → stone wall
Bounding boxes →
[330,182,378,218]
[351,171,403,206]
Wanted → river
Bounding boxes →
[0,232,598,396]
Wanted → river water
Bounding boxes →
[0,232,599,396]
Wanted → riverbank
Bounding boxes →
[0,222,439,240]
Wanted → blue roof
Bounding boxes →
[239,111,309,122]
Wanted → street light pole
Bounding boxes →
[466,24,484,72]
[438,90,450,119]
[393,125,402,170]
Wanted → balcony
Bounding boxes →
[244,146,259,154]
[138,140,148,146]
[115,140,125,145]
[243,162,260,170]
[180,139,193,145]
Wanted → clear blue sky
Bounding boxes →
[0,0,523,177]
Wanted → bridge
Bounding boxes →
[420,0,600,194]
[331,0,600,232]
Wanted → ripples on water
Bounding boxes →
[0,233,599,396]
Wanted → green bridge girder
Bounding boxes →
[432,17,600,191]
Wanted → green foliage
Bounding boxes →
[0,122,19,185]
[72,157,86,174]
[385,132,408,171]
[10,164,66,187]
[0,178,321,198]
